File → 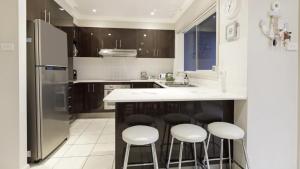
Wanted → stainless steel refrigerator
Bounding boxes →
[27,19,70,162]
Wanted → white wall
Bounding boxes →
[247,0,299,169]
[0,0,28,169]
[74,57,174,80]
[175,0,299,168]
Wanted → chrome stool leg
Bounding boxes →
[179,142,184,169]
[193,143,198,169]
[151,143,159,169]
[203,141,211,169]
[228,139,232,169]
[167,137,174,169]
[123,144,131,169]
[242,139,250,169]
[220,139,224,169]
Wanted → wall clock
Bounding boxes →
[223,0,241,19]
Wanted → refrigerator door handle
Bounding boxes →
[35,67,43,159]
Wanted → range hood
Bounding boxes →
[99,49,137,57]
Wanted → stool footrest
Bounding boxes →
[127,162,154,167]
[169,159,196,165]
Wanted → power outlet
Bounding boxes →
[286,42,298,51]
[0,42,15,51]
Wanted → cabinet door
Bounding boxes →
[155,30,175,58]
[27,0,45,21]
[101,28,120,49]
[132,82,154,88]
[118,29,137,49]
[90,83,105,112]
[136,30,156,58]
[72,84,85,114]
[90,28,101,57]
[46,0,73,27]
[78,28,92,57]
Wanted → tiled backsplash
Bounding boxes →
[73,57,174,80]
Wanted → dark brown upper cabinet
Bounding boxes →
[101,28,137,49]
[137,30,175,58]
[75,27,175,58]
[117,29,137,49]
[77,27,101,57]
[101,28,119,49]
[156,30,175,58]
[27,0,46,21]
[136,30,156,58]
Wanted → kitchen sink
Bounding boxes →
[164,82,197,87]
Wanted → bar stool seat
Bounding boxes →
[122,125,159,145]
[122,125,159,169]
[171,124,207,143]
[208,122,245,140]
[167,124,210,169]
[206,122,250,169]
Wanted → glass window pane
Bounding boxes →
[184,26,196,71]
[197,13,216,70]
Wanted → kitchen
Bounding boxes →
[0,0,299,169]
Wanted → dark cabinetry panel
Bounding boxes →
[131,82,154,88]
[136,30,156,58]
[77,27,100,57]
[115,101,234,169]
[137,30,174,58]
[72,83,105,113]
[76,27,175,58]
[71,82,162,114]
[156,30,175,58]
[27,0,46,21]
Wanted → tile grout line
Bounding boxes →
[81,119,110,169]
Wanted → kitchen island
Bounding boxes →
[104,84,246,169]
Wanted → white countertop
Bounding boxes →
[74,79,160,83]
[104,87,247,103]
[74,79,247,102]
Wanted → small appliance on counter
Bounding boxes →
[140,71,148,80]
[165,72,175,82]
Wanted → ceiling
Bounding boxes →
[62,0,194,23]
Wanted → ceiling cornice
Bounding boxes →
[56,0,195,24]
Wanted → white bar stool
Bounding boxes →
[167,124,210,169]
[122,125,159,169]
[207,122,250,169]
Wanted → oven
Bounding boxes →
[104,84,131,110]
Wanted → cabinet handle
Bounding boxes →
[96,48,99,57]
[88,84,90,93]
[115,40,118,49]
[157,49,159,57]
[44,9,47,22]
[101,40,104,49]
[120,40,122,49]
[93,84,95,92]
[48,12,51,24]
[153,49,156,57]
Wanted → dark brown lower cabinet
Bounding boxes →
[71,82,163,114]
[115,101,234,169]
[131,82,155,88]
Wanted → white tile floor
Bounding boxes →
[30,118,115,169]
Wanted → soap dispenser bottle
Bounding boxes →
[184,73,189,85]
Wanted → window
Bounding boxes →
[184,26,196,71]
[184,12,217,72]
